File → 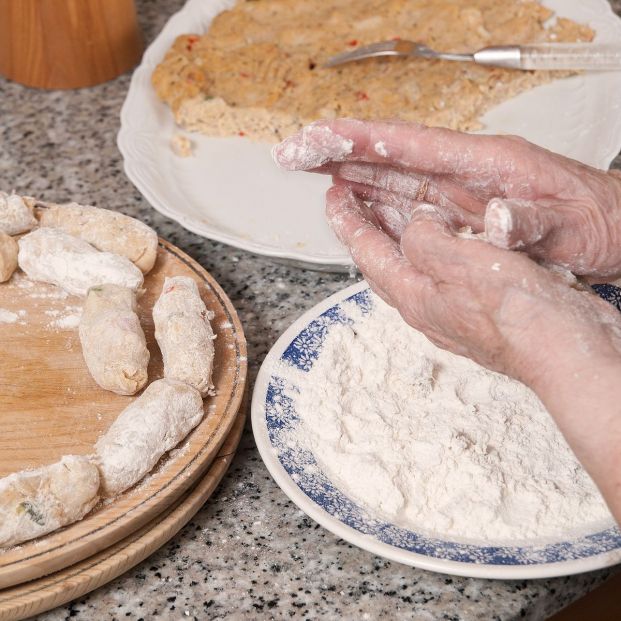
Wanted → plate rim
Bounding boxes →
[118,0,621,271]
[118,0,353,269]
[251,279,621,579]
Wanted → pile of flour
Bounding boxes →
[279,295,612,542]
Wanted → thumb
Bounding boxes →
[484,197,557,250]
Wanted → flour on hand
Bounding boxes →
[272,124,353,171]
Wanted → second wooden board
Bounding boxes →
[0,239,247,589]
[0,401,246,621]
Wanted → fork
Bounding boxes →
[325,40,621,71]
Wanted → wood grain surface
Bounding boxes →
[0,0,143,89]
[0,239,247,589]
[0,401,247,621]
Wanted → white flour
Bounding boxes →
[95,378,204,496]
[0,308,18,324]
[44,305,82,330]
[272,125,353,170]
[51,311,82,330]
[18,228,143,297]
[374,141,388,157]
[279,296,613,542]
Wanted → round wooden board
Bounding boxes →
[0,401,246,621]
[0,239,247,589]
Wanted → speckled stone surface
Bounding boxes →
[1,0,620,619]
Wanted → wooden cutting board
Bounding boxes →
[0,401,246,621]
[0,239,247,589]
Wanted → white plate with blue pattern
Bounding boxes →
[252,281,621,579]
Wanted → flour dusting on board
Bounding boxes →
[44,305,82,330]
[3,273,83,331]
[0,308,18,324]
[274,295,613,542]
[51,310,82,330]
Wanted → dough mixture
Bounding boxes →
[152,0,593,141]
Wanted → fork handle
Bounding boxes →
[473,43,621,71]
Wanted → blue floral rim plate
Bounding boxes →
[251,281,621,579]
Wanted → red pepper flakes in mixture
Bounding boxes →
[186,36,199,52]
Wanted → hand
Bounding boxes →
[273,120,621,280]
[325,184,621,524]
[325,184,621,381]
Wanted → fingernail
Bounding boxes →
[485,198,514,248]
[272,124,353,171]
[485,198,543,249]
[410,203,448,224]
[373,203,409,237]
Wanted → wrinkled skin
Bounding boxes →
[325,185,621,385]
[273,121,621,525]
[275,119,621,279]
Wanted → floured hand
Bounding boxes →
[326,185,621,380]
[325,184,621,525]
[274,120,621,280]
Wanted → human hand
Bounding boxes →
[325,184,621,523]
[273,120,621,280]
[325,184,621,381]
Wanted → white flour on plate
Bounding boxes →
[278,295,612,542]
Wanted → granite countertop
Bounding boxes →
[1,0,620,619]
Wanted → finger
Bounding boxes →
[332,176,415,206]
[272,122,354,170]
[334,177,484,231]
[326,185,432,303]
[484,197,619,278]
[401,204,522,282]
[371,202,412,240]
[330,161,428,198]
[327,160,487,213]
[485,198,553,249]
[482,197,609,276]
[275,119,547,199]
[272,119,485,175]
[328,180,382,229]
[370,199,459,241]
